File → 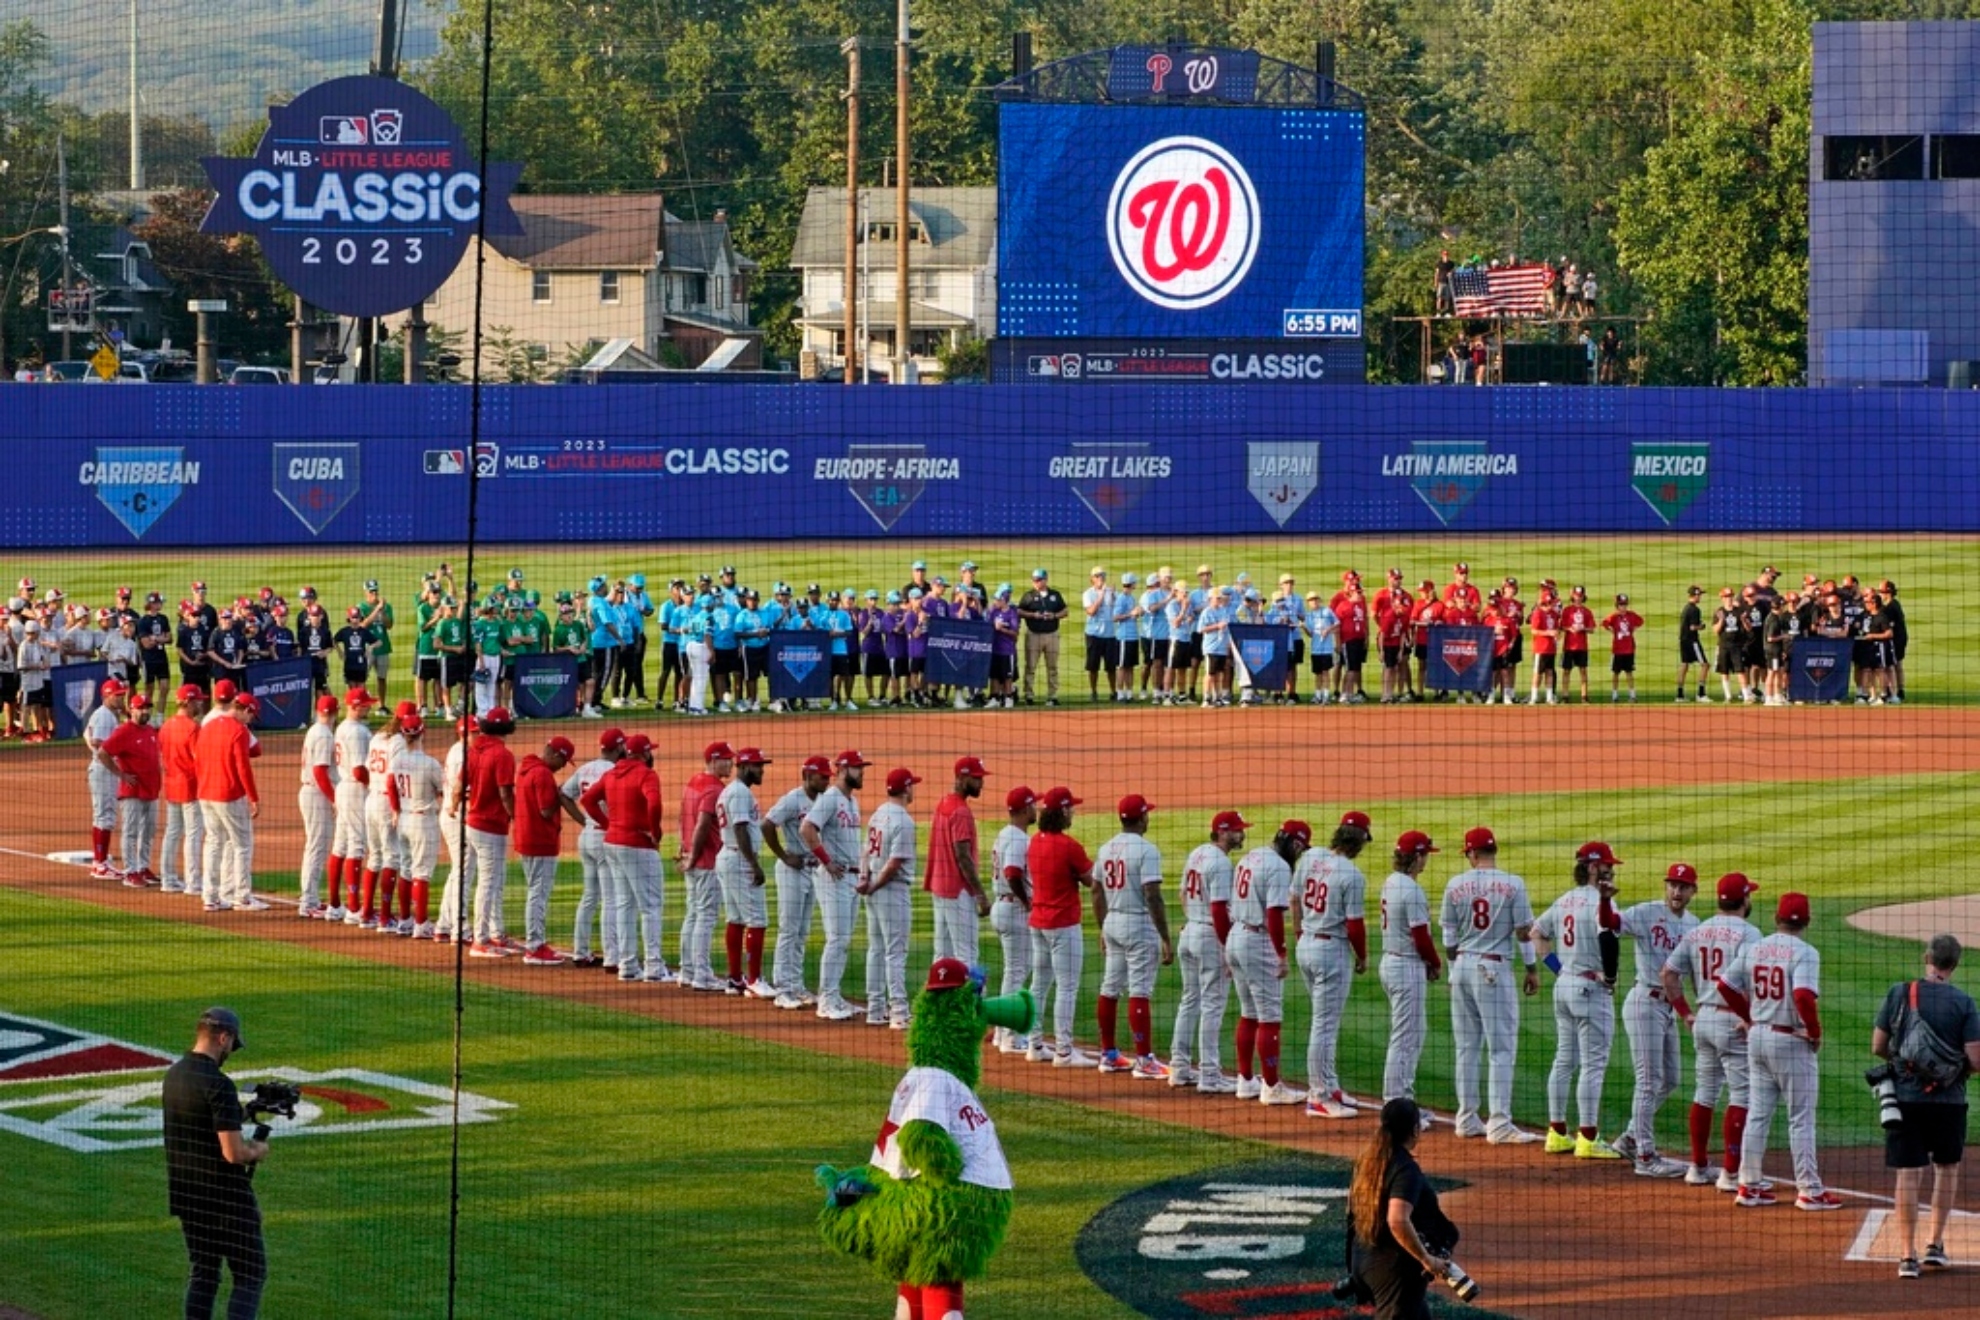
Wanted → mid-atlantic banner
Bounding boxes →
[51,663,111,741]
[245,658,314,731]
[1788,637,1854,704]
[767,634,832,701]
[1422,626,1494,694]
[511,654,578,720]
[924,618,994,690]
[1229,625,1288,692]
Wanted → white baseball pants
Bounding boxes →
[161,798,204,892]
[1170,921,1228,1076]
[400,813,439,885]
[296,786,334,908]
[1028,923,1085,1051]
[814,872,859,1002]
[87,763,120,830]
[863,881,911,1020]
[332,783,368,862]
[1225,927,1285,1023]
[931,893,980,965]
[1547,975,1616,1129]
[1740,1028,1824,1196]
[518,852,557,948]
[1451,952,1521,1132]
[1298,934,1354,1100]
[1099,913,1160,998]
[716,855,768,928]
[603,842,666,979]
[119,798,157,880]
[572,832,614,964]
[771,860,816,994]
[463,826,508,945]
[364,793,405,872]
[1380,953,1430,1101]
[1623,986,1682,1153]
[199,798,255,906]
[679,865,719,983]
[1690,1006,1751,1109]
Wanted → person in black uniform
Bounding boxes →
[1761,594,1797,706]
[1878,581,1908,702]
[297,601,333,699]
[208,611,249,693]
[177,606,213,696]
[1017,568,1068,706]
[1676,585,1708,702]
[163,1007,268,1319]
[137,592,175,707]
[1347,1097,1462,1320]
[1738,585,1769,703]
[332,608,374,691]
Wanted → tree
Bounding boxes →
[132,187,293,360]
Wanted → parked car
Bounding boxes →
[228,365,292,385]
[40,361,92,383]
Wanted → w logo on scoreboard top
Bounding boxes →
[1144,52,1222,96]
[1107,137,1260,311]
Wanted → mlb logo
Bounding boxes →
[371,109,403,145]
[1027,356,1060,377]
[320,116,369,145]
[424,449,465,475]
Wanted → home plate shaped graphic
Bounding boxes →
[0,1010,175,1083]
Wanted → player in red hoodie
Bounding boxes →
[513,734,577,965]
[580,732,670,982]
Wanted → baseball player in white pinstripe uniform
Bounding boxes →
[861,768,921,1029]
[328,689,375,921]
[801,750,870,1020]
[1660,872,1763,1188]
[990,786,1037,1053]
[1440,826,1541,1143]
[389,719,445,939]
[1531,841,1627,1159]
[1168,811,1247,1093]
[559,731,621,968]
[1297,810,1373,1119]
[296,695,338,916]
[1378,831,1443,1118]
[1094,795,1173,1080]
[1226,821,1310,1106]
[1613,861,1699,1177]
[359,705,411,931]
[715,747,776,998]
[764,755,829,1009]
[84,679,129,877]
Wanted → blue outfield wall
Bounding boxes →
[3,384,1978,547]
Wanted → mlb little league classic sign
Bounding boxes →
[202,76,522,318]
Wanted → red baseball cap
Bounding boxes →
[954,755,991,778]
[1463,826,1498,852]
[1117,793,1154,819]
[345,687,375,708]
[211,679,239,702]
[1397,830,1439,856]
[1455,561,1470,573]
[1278,819,1313,847]
[623,733,654,757]
[234,694,259,715]
[1339,809,1371,833]
[926,957,971,991]
[835,749,871,769]
[395,699,419,719]
[1666,862,1699,885]
[1006,785,1038,811]
[598,727,626,750]
[129,693,152,711]
[315,695,339,714]
[1041,786,1081,811]
[478,706,513,729]
[1776,892,1811,924]
[1419,578,1437,591]
[101,678,127,696]
[1387,567,1404,580]
[176,684,204,703]
[886,767,922,795]
[802,755,833,777]
[1576,841,1622,866]
[1211,809,1251,834]
[545,735,576,759]
[402,717,425,737]
[703,740,735,762]
[734,747,772,766]
[1717,872,1758,903]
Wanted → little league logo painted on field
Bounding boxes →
[0,1011,175,1084]
[1630,441,1710,525]
[79,446,199,539]
[273,442,361,535]
[1246,442,1320,527]
[1049,442,1172,529]
[0,1067,513,1154]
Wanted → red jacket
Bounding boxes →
[194,715,257,804]
[511,755,563,857]
[159,713,200,804]
[582,757,662,849]
[463,736,516,833]
[103,720,162,801]
[681,770,722,869]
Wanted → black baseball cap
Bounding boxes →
[199,1006,245,1048]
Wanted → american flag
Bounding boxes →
[1451,263,1552,318]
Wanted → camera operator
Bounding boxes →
[1346,1098,1467,1319]
[1872,935,1980,1279]
[162,1007,267,1319]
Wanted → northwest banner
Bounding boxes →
[1229,624,1288,693]
[1787,636,1853,704]
[52,662,111,741]
[767,634,833,701]
[245,657,314,731]
[1423,625,1494,694]
[510,654,579,720]
[924,617,994,690]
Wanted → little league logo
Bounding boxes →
[1631,441,1710,525]
[1246,442,1320,527]
[273,442,361,536]
[62,675,99,727]
[0,1011,174,1084]
[1239,638,1277,674]
[1107,136,1260,311]
[78,446,199,539]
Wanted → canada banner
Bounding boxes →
[767,634,833,702]
[245,657,315,731]
[924,617,994,690]
[1787,636,1854,704]
[1228,624,1288,693]
[510,653,579,720]
[1422,625,1494,694]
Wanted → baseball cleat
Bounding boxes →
[344,910,365,926]
[888,1014,912,1032]
[1418,1109,1437,1133]
[1053,1048,1096,1069]
[570,952,603,968]
[1924,1243,1951,1270]
[1234,1077,1263,1100]
[521,944,567,966]
[1306,1097,1358,1120]
[1899,1257,1922,1279]
[774,992,807,1011]
[1024,1042,1052,1063]
[1611,1132,1639,1161]
[160,880,185,894]
[865,1014,889,1028]
[296,903,325,918]
[1794,1191,1845,1212]
[642,968,677,984]
[1259,1082,1306,1107]
[1453,1118,1488,1139]
[1544,1129,1576,1155]
[202,900,231,913]
[467,941,510,958]
[1098,1051,1134,1074]
[1734,1185,1778,1208]
[236,897,271,912]
[1130,1057,1170,1082]
[1635,1156,1690,1179]
[1166,1064,1198,1088]
[1487,1125,1542,1145]
[121,873,150,889]
[1716,1170,1740,1193]
[1684,1164,1716,1186]
[744,979,777,1000]
[1574,1135,1624,1160]
[816,998,861,1021]
[1196,1074,1239,1095]
[996,1034,1030,1055]
[412,922,436,940]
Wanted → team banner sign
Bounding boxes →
[510,654,579,720]
[924,618,994,690]
[245,657,314,731]
[1228,624,1288,692]
[766,635,833,701]
[1788,637,1854,704]
[1422,626,1494,694]
[51,662,111,741]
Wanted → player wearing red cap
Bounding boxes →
[84,679,130,877]
[1439,827,1539,1142]
[1442,562,1482,616]
[1558,587,1596,702]
[1298,811,1374,1118]
[764,755,831,1009]
[462,708,519,956]
[1227,820,1309,1104]
[990,786,1038,1053]
[860,767,922,1027]
[327,688,375,921]
[1602,594,1644,702]
[1661,873,1764,1187]
[195,684,263,912]
[715,747,776,996]
[158,685,206,896]
[1094,795,1173,1080]
[1169,811,1247,1092]
[801,750,870,1019]
[1715,893,1841,1209]
[559,730,624,967]
[678,742,735,991]
[1408,580,1442,702]
[513,734,576,964]
[1379,831,1443,1114]
[1025,786,1097,1066]
[926,756,993,966]
[1531,842,1628,1158]
[580,732,670,982]
[296,695,339,916]
[101,693,162,888]
[1526,583,1561,706]
[387,718,446,938]
[1614,862,1700,1177]
[359,702,413,930]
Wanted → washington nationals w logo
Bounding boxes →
[1107,136,1260,311]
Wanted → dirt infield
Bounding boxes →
[8,703,1976,1319]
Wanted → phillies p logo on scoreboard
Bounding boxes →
[1107,137,1260,311]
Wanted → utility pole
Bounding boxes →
[128,0,143,190]
[58,133,73,363]
[841,37,860,385]
[893,0,911,383]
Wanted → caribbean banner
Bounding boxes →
[924,617,994,690]
[767,634,833,701]
[511,654,579,720]
[1423,626,1494,694]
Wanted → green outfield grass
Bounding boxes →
[8,533,1972,701]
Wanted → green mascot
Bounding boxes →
[816,957,1035,1320]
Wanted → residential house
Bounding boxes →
[790,187,995,381]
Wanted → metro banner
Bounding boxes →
[1787,637,1854,704]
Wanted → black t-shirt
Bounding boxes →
[1353,1148,1443,1289]
[178,623,210,661]
[1679,602,1703,641]
[1764,612,1794,647]
[211,627,245,668]
[1876,979,1980,1104]
[334,625,373,667]
[1018,588,1068,634]
[1883,597,1907,642]
[136,612,172,650]
[300,616,332,656]
[162,1051,254,1217]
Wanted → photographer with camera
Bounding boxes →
[162,1007,267,1319]
[1343,1097,1473,1319]
[1871,934,1980,1279]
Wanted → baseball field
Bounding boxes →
[5,533,1977,1319]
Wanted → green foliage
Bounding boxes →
[935,334,989,382]
[132,187,294,361]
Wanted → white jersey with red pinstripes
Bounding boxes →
[1439,866,1534,958]
[1665,914,1763,1011]
[1296,849,1365,937]
[1726,931,1821,1032]
[1180,843,1233,928]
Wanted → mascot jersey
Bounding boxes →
[872,1066,1013,1190]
